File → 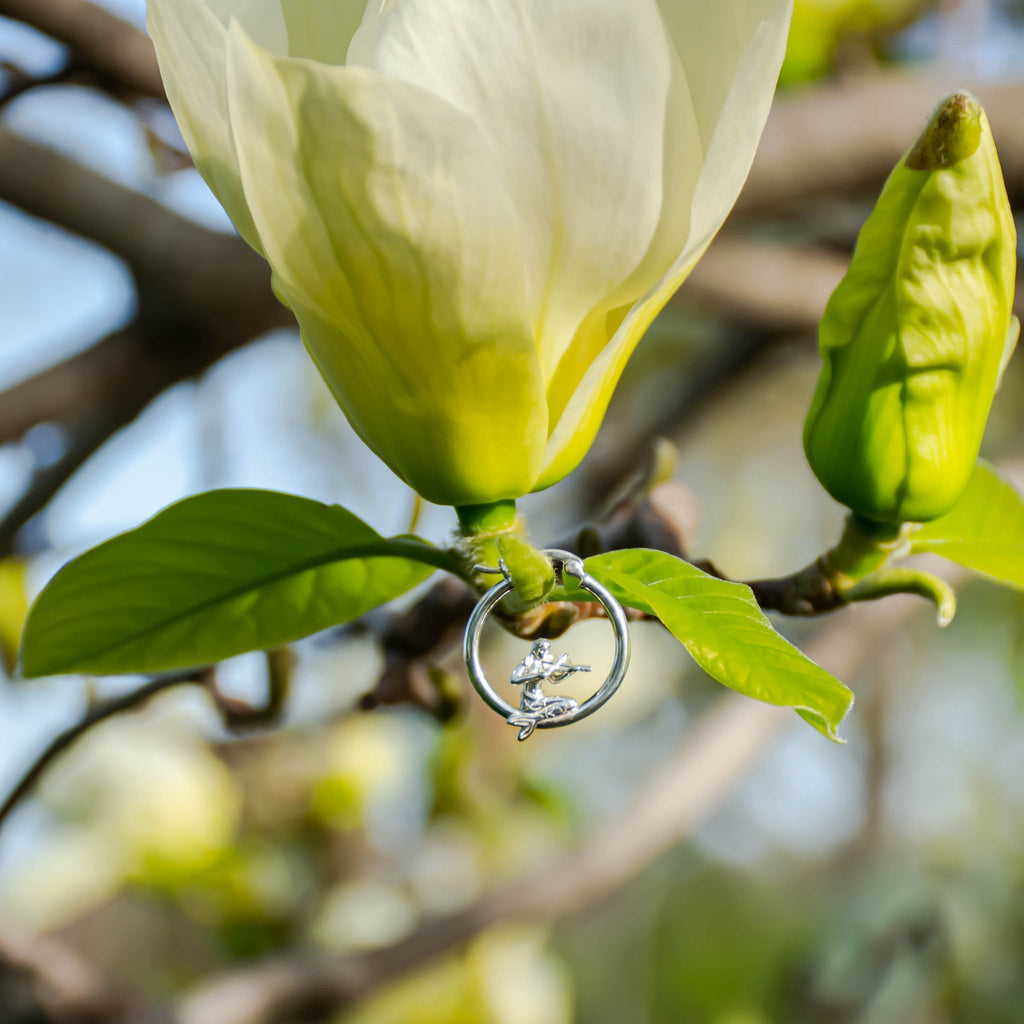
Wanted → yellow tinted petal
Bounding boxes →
[205,0,288,50]
[349,0,700,388]
[538,0,793,489]
[280,0,367,63]
[225,25,548,504]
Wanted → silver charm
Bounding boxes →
[463,550,630,740]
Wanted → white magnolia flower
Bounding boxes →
[148,0,793,506]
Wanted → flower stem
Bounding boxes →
[455,499,519,536]
[453,500,554,610]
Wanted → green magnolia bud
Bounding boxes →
[804,92,1018,524]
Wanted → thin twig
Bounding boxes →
[205,649,293,733]
[0,415,122,556]
[0,0,165,99]
[0,60,79,111]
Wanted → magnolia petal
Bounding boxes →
[669,0,795,252]
[224,25,548,505]
[205,0,288,51]
[999,316,1021,386]
[348,0,697,387]
[534,252,702,492]
[279,0,368,64]
[541,36,702,429]
[147,0,265,249]
[537,0,793,490]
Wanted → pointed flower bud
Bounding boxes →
[804,93,1018,524]
[147,0,793,506]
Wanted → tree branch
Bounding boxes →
[0,413,120,556]
[0,0,164,99]
[0,314,282,552]
[0,130,291,478]
[0,927,122,1024]
[0,127,273,321]
[740,72,1024,214]
[0,59,81,110]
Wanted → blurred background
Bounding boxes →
[1,1,1023,1022]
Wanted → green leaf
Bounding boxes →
[20,490,455,677]
[559,549,853,742]
[910,461,1024,589]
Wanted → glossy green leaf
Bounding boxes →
[20,490,455,677]
[910,460,1024,589]
[559,549,853,741]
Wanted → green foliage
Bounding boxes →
[911,461,1024,589]
[19,490,453,677]
[559,549,854,742]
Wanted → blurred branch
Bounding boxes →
[0,326,164,449]
[207,648,294,733]
[0,316,275,552]
[741,72,1024,213]
[0,413,120,556]
[0,130,287,440]
[0,59,80,110]
[0,128,275,323]
[0,0,164,99]
[0,927,122,1024]
[683,235,847,332]
[0,129,288,545]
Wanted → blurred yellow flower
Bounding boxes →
[148,0,793,505]
[0,712,240,930]
[344,924,571,1024]
[782,0,923,85]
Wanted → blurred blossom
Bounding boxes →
[313,878,417,952]
[782,0,924,83]
[0,709,240,928]
[311,714,421,834]
[345,924,571,1024]
[44,711,240,877]
[408,822,485,914]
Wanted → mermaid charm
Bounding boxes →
[506,639,590,740]
[463,550,630,742]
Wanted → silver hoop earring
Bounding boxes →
[463,550,630,740]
